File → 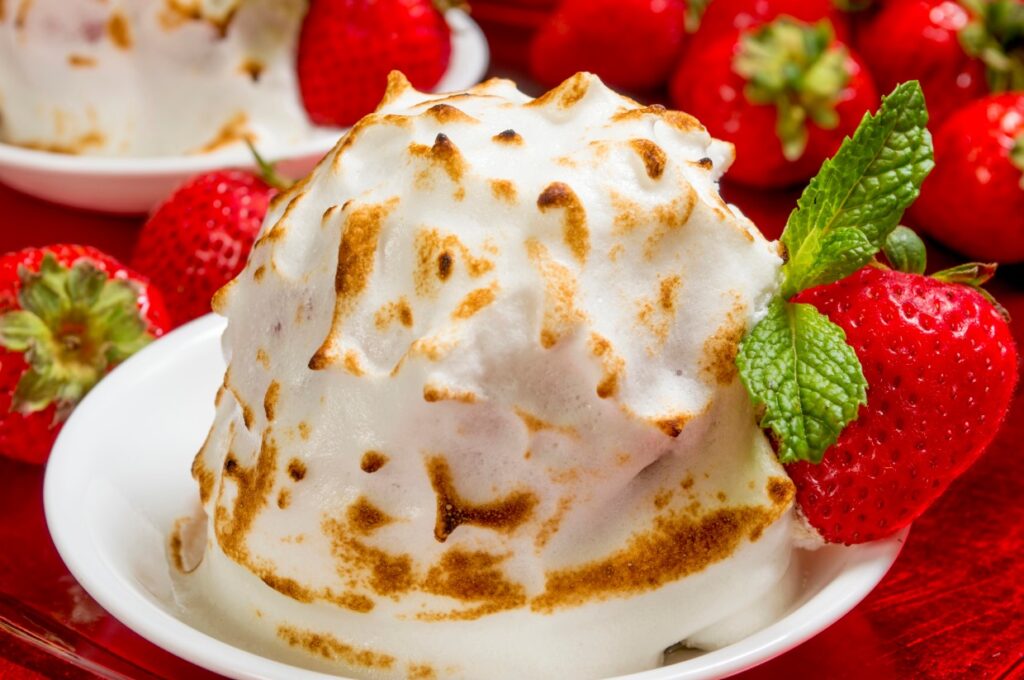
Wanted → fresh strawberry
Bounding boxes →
[670,18,877,187]
[789,265,1018,544]
[0,246,172,464]
[911,92,1024,262]
[132,167,279,327]
[529,0,688,91]
[297,0,452,127]
[689,0,850,51]
[857,0,1024,127]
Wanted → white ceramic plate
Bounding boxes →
[44,315,905,680]
[0,10,488,216]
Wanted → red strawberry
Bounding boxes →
[911,92,1024,262]
[689,0,850,51]
[0,245,172,464]
[132,169,278,327]
[670,18,878,188]
[857,0,1024,127]
[297,0,452,127]
[789,266,1018,544]
[529,0,688,92]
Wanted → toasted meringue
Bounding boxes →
[181,72,800,679]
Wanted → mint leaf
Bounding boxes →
[736,298,867,464]
[780,81,933,298]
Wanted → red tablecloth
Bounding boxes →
[1,177,1022,679]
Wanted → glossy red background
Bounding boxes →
[2,7,1024,678]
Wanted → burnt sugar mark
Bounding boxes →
[287,458,307,482]
[425,456,538,542]
[361,450,389,473]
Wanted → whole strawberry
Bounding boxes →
[911,92,1024,262]
[132,169,277,327]
[857,0,1024,126]
[789,265,1017,544]
[529,0,687,92]
[0,245,172,464]
[736,82,1018,546]
[671,18,877,187]
[297,0,452,127]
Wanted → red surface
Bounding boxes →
[2,178,1023,680]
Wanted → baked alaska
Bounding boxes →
[0,0,311,156]
[181,71,803,679]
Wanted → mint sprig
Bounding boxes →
[737,81,934,464]
[780,81,934,298]
[736,299,866,464]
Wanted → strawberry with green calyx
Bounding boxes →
[670,17,877,188]
[857,0,1024,127]
[958,0,1024,94]
[736,81,1019,544]
[0,246,171,464]
[734,19,852,162]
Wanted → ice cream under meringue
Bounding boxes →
[180,71,801,679]
[0,0,312,156]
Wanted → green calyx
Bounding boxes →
[959,0,1024,93]
[1011,132,1024,189]
[883,226,928,274]
[734,18,851,161]
[0,254,153,420]
[932,261,1010,320]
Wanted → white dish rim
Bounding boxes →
[43,314,906,680]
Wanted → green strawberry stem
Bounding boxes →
[685,0,710,33]
[959,0,1024,93]
[733,18,850,161]
[1011,132,1024,190]
[882,226,928,274]
[0,254,153,421]
[243,140,293,192]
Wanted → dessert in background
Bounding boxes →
[0,0,453,156]
[183,71,800,678]
[0,0,311,156]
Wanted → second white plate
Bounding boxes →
[44,314,906,680]
[0,10,489,215]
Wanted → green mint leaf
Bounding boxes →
[736,298,867,464]
[780,81,934,298]
[883,226,927,274]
